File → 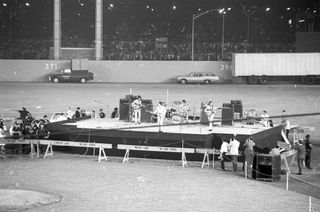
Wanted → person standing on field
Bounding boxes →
[304,134,312,169]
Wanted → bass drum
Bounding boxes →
[171,113,181,124]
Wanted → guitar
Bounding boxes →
[204,106,222,116]
[132,100,142,110]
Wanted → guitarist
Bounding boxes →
[204,101,220,131]
[153,101,167,132]
[131,96,142,124]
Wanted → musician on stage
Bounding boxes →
[153,101,167,132]
[180,99,190,123]
[132,96,142,124]
[204,101,218,131]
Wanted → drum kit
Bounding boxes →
[166,101,189,124]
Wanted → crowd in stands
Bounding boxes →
[0,38,294,61]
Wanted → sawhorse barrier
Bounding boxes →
[281,149,297,174]
[0,139,39,159]
[195,148,219,169]
[117,144,195,167]
[39,140,112,162]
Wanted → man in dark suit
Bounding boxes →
[294,139,305,175]
[304,134,312,169]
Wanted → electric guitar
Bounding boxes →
[205,107,221,116]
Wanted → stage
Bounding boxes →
[46,117,283,159]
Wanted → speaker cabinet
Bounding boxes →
[252,154,281,181]
[119,99,130,121]
[231,100,243,121]
[221,106,234,126]
[141,99,153,123]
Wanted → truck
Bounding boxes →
[232,53,320,84]
[48,59,94,83]
[49,68,94,83]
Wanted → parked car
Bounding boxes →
[49,68,94,83]
[49,112,68,123]
[176,72,219,84]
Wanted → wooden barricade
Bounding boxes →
[39,140,112,162]
[117,144,195,167]
[281,149,297,174]
[0,143,6,158]
[195,148,219,169]
[0,139,38,159]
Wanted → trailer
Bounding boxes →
[232,53,320,84]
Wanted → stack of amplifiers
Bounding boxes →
[221,103,234,126]
[231,100,243,121]
[141,99,153,122]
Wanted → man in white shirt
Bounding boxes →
[260,110,270,127]
[228,134,240,172]
[281,110,291,138]
[153,101,167,132]
[219,138,229,171]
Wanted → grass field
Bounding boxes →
[1,82,320,211]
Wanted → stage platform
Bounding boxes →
[65,118,268,135]
[47,118,283,155]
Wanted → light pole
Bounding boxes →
[221,9,227,60]
[191,9,223,61]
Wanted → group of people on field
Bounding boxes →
[0,107,50,139]
[219,133,313,177]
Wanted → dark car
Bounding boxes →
[49,68,94,83]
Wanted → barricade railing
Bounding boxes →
[117,143,195,167]
[39,140,112,162]
[0,138,38,158]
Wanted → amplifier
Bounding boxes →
[141,100,153,123]
[252,154,281,181]
[231,100,243,121]
[221,106,234,126]
[119,99,130,121]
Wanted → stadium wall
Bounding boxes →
[0,60,233,83]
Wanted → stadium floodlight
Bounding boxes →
[229,7,271,42]
[191,8,223,61]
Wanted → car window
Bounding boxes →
[198,73,203,77]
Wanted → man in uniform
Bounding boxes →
[243,136,255,177]
[132,96,142,124]
[294,139,305,175]
[304,134,312,169]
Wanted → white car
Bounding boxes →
[49,112,68,123]
[177,72,219,84]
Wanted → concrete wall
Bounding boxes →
[0,59,233,83]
